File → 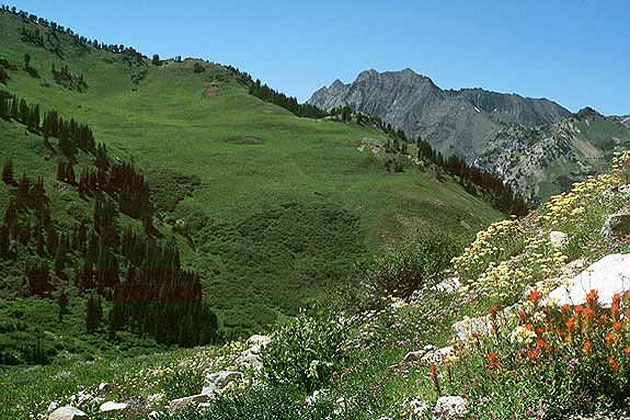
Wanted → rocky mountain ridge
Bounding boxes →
[308,69,571,159]
[308,69,630,202]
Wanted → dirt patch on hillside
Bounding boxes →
[204,86,219,97]
[229,136,264,145]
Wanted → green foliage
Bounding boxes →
[262,311,349,393]
[158,365,205,401]
[360,234,459,298]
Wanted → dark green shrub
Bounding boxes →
[361,234,458,298]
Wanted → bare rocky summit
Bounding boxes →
[308,68,571,158]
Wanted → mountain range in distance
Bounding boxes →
[308,68,630,202]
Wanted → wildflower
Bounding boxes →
[561,305,571,317]
[586,289,599,308]
[510,325,537,346]
[625,345,630,355]
[528,349,539,361]
[518,310,527,323]
[490,306,499,317]
[583,341,593,356]
[487,352,499,369]
[429,363,441,395]
[613,322,623,332]
[528,290,542,305]
[566,318,577,332]
[606,333,615,346]
[536,338,546,349]
[608,356,620,373]
[612,303,620,321]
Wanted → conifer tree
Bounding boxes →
[2,158,17,187]
[86,292,102,332]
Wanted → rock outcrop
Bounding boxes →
[601,213,630,240]
[48,406,89,420]
[433,396,468,419]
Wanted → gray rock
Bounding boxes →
[245,334,271,348]
[201,370,243,396]
[601,213,630,240]
[47,402,59,413]
[169,394,210,410]
[48,406,89,420]
[400,345,455,366]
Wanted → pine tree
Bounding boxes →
[2,158,17,187]
[86,292,102,332]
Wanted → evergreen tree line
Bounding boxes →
[110,230,218,345]
[1,5,147,62]
[1,160,218,346]
[0,94,96,157]
[0,108,217,347]
[249,79,329,119]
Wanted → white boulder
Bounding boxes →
[99,401,128,413]
[48,406,89,420]
[547,254,630,308]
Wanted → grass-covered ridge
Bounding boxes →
[0,6,501,351]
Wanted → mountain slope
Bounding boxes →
[308,68,571,158]
[0,9,502,344]
[475,108,630,201]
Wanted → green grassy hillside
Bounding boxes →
[0,9,501,345]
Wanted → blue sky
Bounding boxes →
[7,0,629,114]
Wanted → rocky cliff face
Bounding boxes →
[308,69,630,203]
[308,69,571,158]
[474,110,630,202]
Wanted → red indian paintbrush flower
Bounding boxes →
[586,289,599,308]
[528,290,542,305]
[583,341,593,356]
[608,356,620,373]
